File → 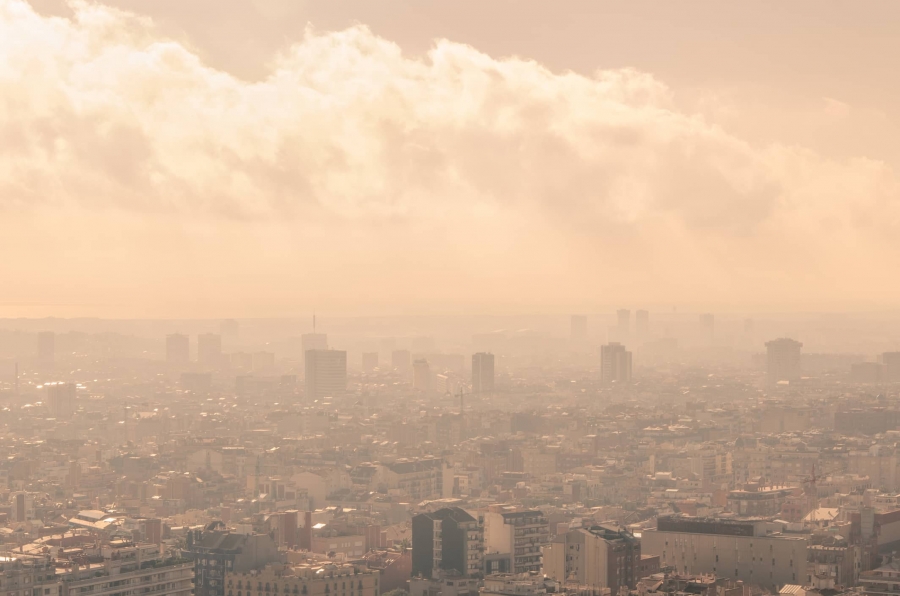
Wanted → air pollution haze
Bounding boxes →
[2,0,899,317]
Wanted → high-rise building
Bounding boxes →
[413,359,432,393]
[301,333,328,353]
[571,315,588,342]
[166,333,190,364]
[635,310,649,338]
[543,525,642,592]
[472,352,495,394]
[766,338,803,383]
[883,352,900,381]
[37,331,55,365]
[483,506,548,575]
[305,349,347,399]
[412,507,483,579]
[601,342,632,382]
[47,382,76,419]
[617,309,631,336]
[197,333,223,366]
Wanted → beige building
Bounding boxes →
[642,517,807,591]
[483,506,549,575]
[227,564,379,596]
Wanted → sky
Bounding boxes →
[2,0,899,318]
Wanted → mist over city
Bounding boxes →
[2,3,900,596]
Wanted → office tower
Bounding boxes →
[766,338,803,383]
[483,506,549,575]
[413,359,432,393]
[305,349,347,400]
[544,525,642,592]
[635,310,649,338]
[362,352,379,371]
[601,342,632,382]
[617,309,631,336]
[197,333,222,365]
[472,352,495,394]
[37,331,55,365]
[47,382,76,419]
[412,507,483,579]
[571,315,588,342]
[166,333,190,364]
[884,352,900,381]
[700,313,715,344]
[301,333,328,353]
[392,349,411,372]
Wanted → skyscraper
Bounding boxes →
[166,333,190,364]
[197,333,223,366]
[47,382,76,419]
[884,352,900,381]
[766,338,803,383]
[37,331,55,366]
[413,358,432,393]
[305,349,347,399]
[601,342,632,382]
[472,352,495,394]
[571,315,588,342]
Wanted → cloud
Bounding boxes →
[0,0,898,316]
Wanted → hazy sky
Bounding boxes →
[3,0,900,318]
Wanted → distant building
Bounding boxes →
[198,333,223,366]
[47,382,76,419]
[766,338,803,383]
[851,362,884,383]
[220,319,239,339]
[483,506,548,575]
[37,331,55,365]
[305,349,347,400]
[571,315,588,342]
[883,352,900,381]
[543,524,642,591]
[166,333,190,364]
[472,352,495,394]
[412,507,482,579]
[413,359,432,393]
[601,342,632,382]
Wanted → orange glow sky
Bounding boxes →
[2,0,900,318]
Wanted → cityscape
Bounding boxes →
[3,3,900,596]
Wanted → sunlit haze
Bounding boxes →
[3,1,900,317]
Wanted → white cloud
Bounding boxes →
[0,0,898,316]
